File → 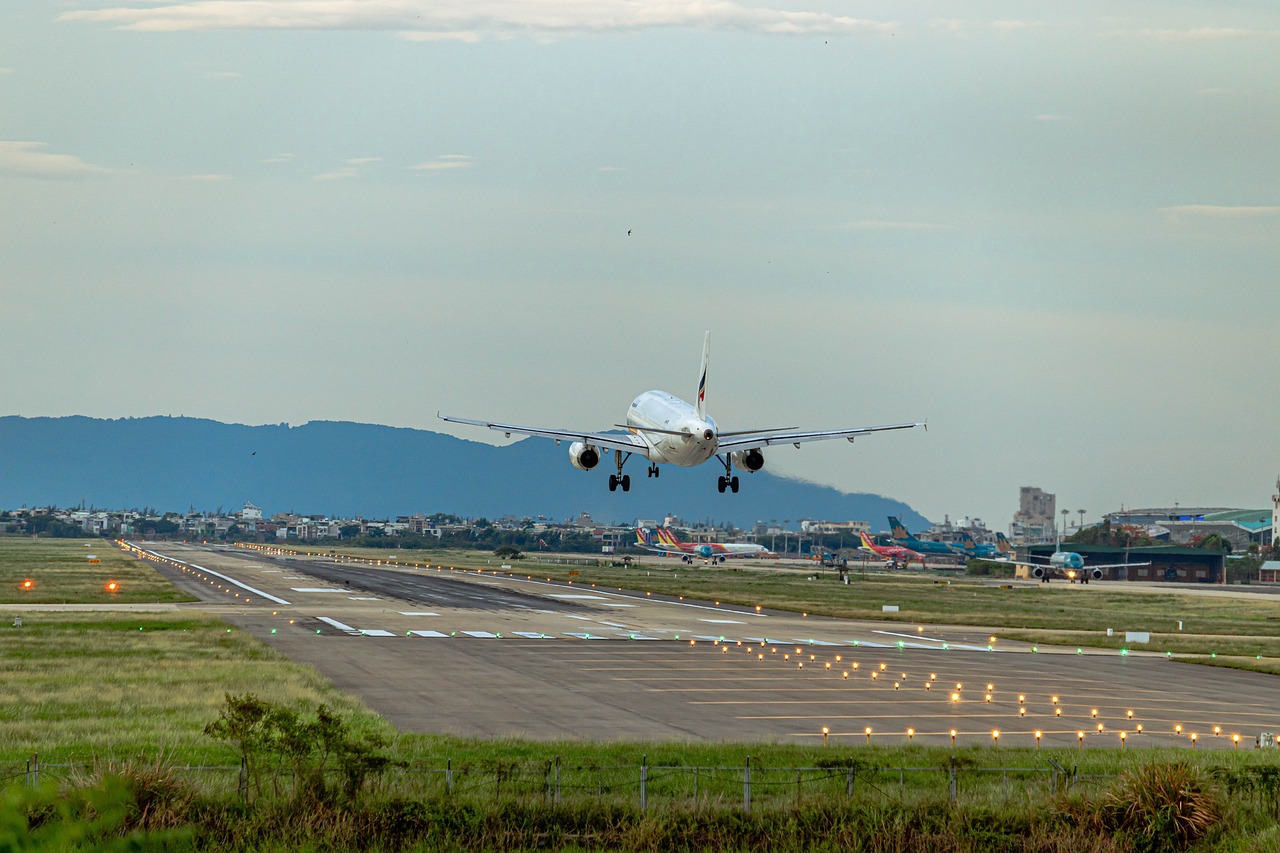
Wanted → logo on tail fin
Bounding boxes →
[635,528,654,546]
[995,532,1013,553]
[887,516,910,539]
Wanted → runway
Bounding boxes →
[129,542,1280,750]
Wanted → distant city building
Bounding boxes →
[1011,487,1056,544]
[800,520,870,536]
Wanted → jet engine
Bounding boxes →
[1030,565,1047,580]
[732,449,765,473]
[568,442,600,471]
[1089,567,1104,581]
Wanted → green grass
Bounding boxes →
[0,611,391,764]
[0,536,195,604]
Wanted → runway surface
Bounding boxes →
[127,542,1280,750]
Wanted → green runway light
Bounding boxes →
[1211,652,1217,658]
[1032,646,1038,653]
[271,629,276,634]
[942,643,949,650]
[1120,648,1129,656]
[897,641,904,649]
[1077,648,1082,654]
[316,630,321,634]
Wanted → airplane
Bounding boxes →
[956,531,1001,559]
[886,516,965,557]
[995,532,1015,556]
[440,333,924,493]
[857,531,926,568]
[977,538,1151,584]
[634,528,771,563]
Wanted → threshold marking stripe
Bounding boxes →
[317,617,358,634]
[360,629,396,637]
[408,630,449,638]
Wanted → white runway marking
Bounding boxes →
[599,603,637,607]
[563,614,593,621]
[564,632,606,640]
[317,617,358,634]
[349,596,381,601]
[292,587,351,593]
[360,629,396,637]
[512,631,551,639]
[548,594,608,600]
[400,611,440,617]
[701,618,745,624]
[408,630,449,638]
[461,630,499,638]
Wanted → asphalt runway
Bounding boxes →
[129,542,1280,750]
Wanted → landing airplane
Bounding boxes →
[886,516,964,557]
[978,538,1150,584]
[634,528,771,563]
[440,333,923,493]
[857,531,925,568]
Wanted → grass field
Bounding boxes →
[0,537,196,604]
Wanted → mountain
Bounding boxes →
[0,416,929,529]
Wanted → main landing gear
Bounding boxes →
[647,464,660,478]
[609,451,633,492]
[716,455,740,493]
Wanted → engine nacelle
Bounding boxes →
[732,448,765,473]
[1030,565,1047,580]
[1089,567,1104,581]
[568,442,600,471]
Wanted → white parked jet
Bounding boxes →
[440,333,924,493]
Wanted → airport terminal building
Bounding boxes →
[1024,543,1226,584]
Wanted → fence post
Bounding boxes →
[554,756,561,805]
[743,756,751,813]
[846,766,854,798]
[446,758,453,793]
[640,755,648,812]
[693,766,698,806]
[949,766,957,804]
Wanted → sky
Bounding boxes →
[2,1,1277,529]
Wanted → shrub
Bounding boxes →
[1100,762,1223,852]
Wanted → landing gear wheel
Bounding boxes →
[730,476,739,493]
[608,474,618,492]
[717,476,726,493]
[621,474,631,492]
[648,464,660,478]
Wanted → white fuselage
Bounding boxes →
[626,390,719,467]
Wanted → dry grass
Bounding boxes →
[0,536,194,604]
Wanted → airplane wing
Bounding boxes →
[715,421,925,453]
[1083,561,1152,569]
[438,414,652,457]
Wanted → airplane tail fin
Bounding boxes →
[635,528,653,546]
[996,532,1012,553]
[959,531,976,547]
[660,527,685,546]
[695,331,710,421]
[859,531,877,549]
[888,516,909,539]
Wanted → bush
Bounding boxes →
[1100,762,1223,852]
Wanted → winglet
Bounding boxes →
[695,331,710,421]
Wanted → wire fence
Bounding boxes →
[4,755,1112,811]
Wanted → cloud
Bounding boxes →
[833,220,948,231]
[0,141,113,179]
[0,67,13,75]
[263,152,295,163]
[61,1,894,40]
[1133,27,1258,43]
[411,154,473,172]
[929,18,1043,36]
[315,157,380,180]
[1160,204,1280,219]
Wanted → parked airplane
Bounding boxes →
[634,528,771,562]
[857,532,925,568]
[441,333,923,493]
[886,516,964,557]
[956,531,1001,559]
[979,539,1150,583]
[995,532,1015,556]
